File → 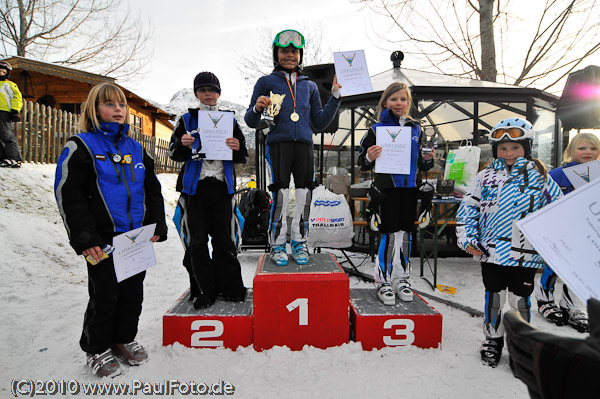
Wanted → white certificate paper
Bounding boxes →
[563,160,600,189]
[196,110,234,161]
[333,50,373,97]
[517,178,600,302]
[375,126,412,174]
[113,224,157,282]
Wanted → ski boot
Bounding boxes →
[271,244,288,266]
[392,278,413,302]
[480,337,504,367]
[538,301,567,326]
[87,349,121,378]
[377,283,395,305]
[111,341,149,366]
[562,307,590,333]
[291,240,309,265]
[193,293,216,309]
[218,287,248,303]
[0,159,21,168]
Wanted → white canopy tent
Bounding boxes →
[313,59,561,185]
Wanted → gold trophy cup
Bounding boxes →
[263,91,286,126]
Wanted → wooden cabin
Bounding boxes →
[2,56,174,141]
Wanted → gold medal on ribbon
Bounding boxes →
[283,72,300,123]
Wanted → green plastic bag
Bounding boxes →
[443,143,481,191]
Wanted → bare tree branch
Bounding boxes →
[0,0,153,81]
[353,0,600,93]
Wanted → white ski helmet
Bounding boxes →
[489,117,534,158]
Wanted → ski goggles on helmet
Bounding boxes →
[273,30,305,49]
[489,127,527,142]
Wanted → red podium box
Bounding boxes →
[163,290,253,350]
[350,288,442,350]
[253,253,350,351]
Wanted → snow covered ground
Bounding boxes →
[0,164,586,398]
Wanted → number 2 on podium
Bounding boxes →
[286,298,308,325]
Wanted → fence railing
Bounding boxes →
[15,101,181,174]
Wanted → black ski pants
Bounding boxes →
[80,258,145,354]
[0,111,22,161]
[185,178,245,301]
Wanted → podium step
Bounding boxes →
[253,253,350,351]
[162,255,444,351]
[163,290,253,350]
[350,288,443,350]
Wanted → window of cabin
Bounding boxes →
[60,103,81,114]
[130,113,142,135]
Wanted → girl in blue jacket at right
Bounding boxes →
[358,82,434,305]
[244,29,341,267]
[456,117,562,368]
[534,132,599,333]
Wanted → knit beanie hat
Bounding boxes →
[193,72,221,94]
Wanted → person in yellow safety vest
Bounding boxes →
[0,60,23,168]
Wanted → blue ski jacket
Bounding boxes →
[55,122,167,254]
[357,108,432,188]
[168,108,247,195]
[549,161,577,195]
[456,157,562,268]
[244,70,340,145]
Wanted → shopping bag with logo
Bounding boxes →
[443,140,481,193]
[307,185,354,248]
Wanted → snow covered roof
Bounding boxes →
[2,56,173,120]
[342,66,559,108]
[334,64,560,146]
[3,56,114,85]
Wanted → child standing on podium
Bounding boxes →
[455,117,562,368]
[168,71,248,310]
[244,29,341,267]
[357,82,434,306]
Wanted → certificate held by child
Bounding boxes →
[374,125,412,175]
[194,110,234,161]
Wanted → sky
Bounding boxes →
[122,0,410,106]
[121,0,600,109]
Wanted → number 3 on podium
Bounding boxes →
[383,319,415,346]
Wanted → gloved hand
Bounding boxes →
[505,298,600,399]
[366,184,385,232]
[417,181,434,229]
[366,206,381,232]
[10,109,20,122]
[418,181,434,211]
[367,184,385,207]
[417,209,431,229]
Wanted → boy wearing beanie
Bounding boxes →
[168,71,249,309]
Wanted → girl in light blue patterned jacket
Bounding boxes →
[456,117,562,368]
